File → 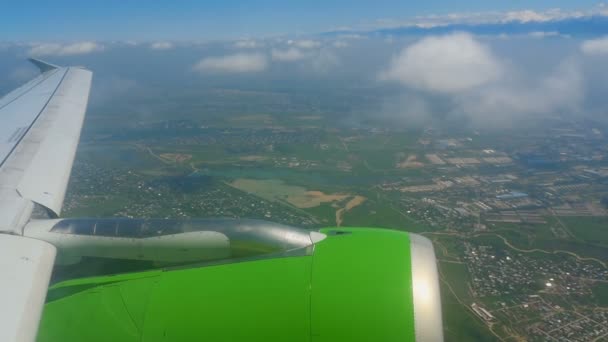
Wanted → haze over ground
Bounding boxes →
[3,3,608,131]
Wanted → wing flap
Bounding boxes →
[0,234,56,342]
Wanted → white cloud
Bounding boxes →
[379,33,584,128]
[362,7,604,31]
[333,41,349,48]
[507,8,586,23]
[289,40,321,49]
[271,45,340,72]
[581,36,608,55]
[503,10,552,23]
[338,34,365,40]
[528,31,561,38]
[28,41,104,56]
[457,59,583,126]
[234,40,259,49]
[379,32,503,93]
[271,48,308,62]
[150,41,174,50]
[193,53,268,73]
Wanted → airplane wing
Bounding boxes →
[0,59,92,342]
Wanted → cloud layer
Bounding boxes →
[378,32,584,128]
[363,6,608,31]
[150,41,174,50]
[379,33,502,93]
[456,59,583,127]
[234,40,259,49]
[28,41,104,56]
[289,40,321,49]
[194,53,268,73]
[581,36,608,55]
[271,47,307,62]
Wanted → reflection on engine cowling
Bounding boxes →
[24,218,324,281]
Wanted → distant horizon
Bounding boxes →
[2,1,607,41]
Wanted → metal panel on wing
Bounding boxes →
[0,68,64,168]
[16,67,92,216]
[0,235,56,342]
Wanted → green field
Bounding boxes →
[441,282,497,342]
[592,283,608,307]
[481,220,608,262]
[561,216,608,247]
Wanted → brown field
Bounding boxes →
[297,115,322,120]
[336,195,367,226]
[238,155,269,162]
[397,154,424,168]
[228,179,349,208]
[293,191,349,208]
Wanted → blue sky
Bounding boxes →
[0,0,605,41]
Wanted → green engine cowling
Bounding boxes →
[34,220,443,342]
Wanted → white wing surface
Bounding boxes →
[0,59,92,221]
[0,235,56,342]
[0,59,93,341]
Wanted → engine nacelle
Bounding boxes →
[25,218,324,266]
